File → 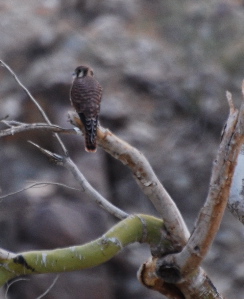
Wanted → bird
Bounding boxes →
[70,65,103,153]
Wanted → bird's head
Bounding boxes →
[73,66,94,78]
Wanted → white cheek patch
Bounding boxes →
[78,71,84,78]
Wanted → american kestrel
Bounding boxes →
[70,65,103,153]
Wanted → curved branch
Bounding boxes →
[0,214,164,287]
[1,113,189,242]
[69,112,190,245]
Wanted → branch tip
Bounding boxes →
[226,91,235,113]
[0,60,6,68]
[28,140,64,163]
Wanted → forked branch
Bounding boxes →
[166,85,244,279]
[136,87,244,299]
[142,84,244,299]
[1,61,241,298]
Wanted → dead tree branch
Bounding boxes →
[1,60,242,298]
[69,112,190,248]
[0,120,77,137]
[153,85,244,288]
[137,86,244,298]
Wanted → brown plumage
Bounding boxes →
[70,66,103,152]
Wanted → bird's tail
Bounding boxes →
[85,133,97,153]
[79,113,97,153]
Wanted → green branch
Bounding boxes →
[0,214,165,287]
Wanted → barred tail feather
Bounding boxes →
[79,113,98,153]
[85,136,97,152]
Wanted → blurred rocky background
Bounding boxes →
[0,0,244,298]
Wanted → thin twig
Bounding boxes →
[63,156,129,219]
[29,141,129,220]
[0,121,78,138]
[5,278,30,299]
[35,275,59,299]
[226,91,235,114]
[0,182,79,200]
[0,60,68,155]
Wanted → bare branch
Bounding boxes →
[156,88,244,284]
[63,157,129,219]
[0,121,77,138]
[226,90,235,113]
[69,111,190,245]
[0,60,68,155]
[29,141,129,220]
[0,182,79,200]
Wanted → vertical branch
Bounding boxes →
[156,86,244,283]
[228,144,244,222]
[228,86,244,223]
